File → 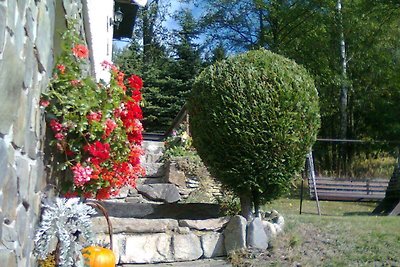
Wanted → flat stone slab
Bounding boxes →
[91,217,179,233]
[97,202,222,219]
[179,217,230,231]
[137,183,181,203]
[118,258,232,267]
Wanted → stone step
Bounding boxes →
[142,140,165,154]
[118,258,232,267]
[140,153,164,164]
[96,202,222,219]
[137,177,164,185]
[142,162,165,178]
[137,183,181,203]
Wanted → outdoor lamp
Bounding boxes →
[113,7,124,29]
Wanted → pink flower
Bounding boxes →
[71,80,81,87]
[104,118,117,138]
[71,163,93,187]
[49,119,62,132]
[87,111,102,123]
[40,99,50,107]
[72,44,89,59]
[54,132,65,140]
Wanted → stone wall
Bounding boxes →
[0,0,87,266]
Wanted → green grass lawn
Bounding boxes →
[236,198,400,266]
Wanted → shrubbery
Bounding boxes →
[188,49,320,217]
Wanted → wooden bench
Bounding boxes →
[309,177,389,201]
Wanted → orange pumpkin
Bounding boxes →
[82,246,116,267]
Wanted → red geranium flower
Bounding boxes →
[127,75,143,90]
[72,44,89,59]
[57,64,66,74]
[84,141,111,165]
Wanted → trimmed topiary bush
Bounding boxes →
[188,49,320,218]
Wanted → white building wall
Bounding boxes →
[82,0,114,82]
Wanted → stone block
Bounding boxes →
[172,233,203,262]
[201,232,226,258]
[179,217,230,231]
[0,35,25,134]
[15,154,30,198]
[262,221,277,241]
[121,233,173,264]
[12,91,28,149]
[0,139,8,188]
[23,39,35,89]
[91,217,179,234]
[246,217,268,249]
[24,6,36,42]
[35,0,54,73]
[2,167,18,220]
[15,204,28,245]
[0,247,17,267]
[223,215,247,253]
[137,184,181,203]
[142,163,165,178]
[165,161,187,188]
[0,2,5,58]
[1,221,17,250]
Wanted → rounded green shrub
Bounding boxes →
[188,49,320,209]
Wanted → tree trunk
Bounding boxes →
[239,193,253,221]
[252,187,261,217]
[337,0,349,175]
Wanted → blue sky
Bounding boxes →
[114,1,202,50]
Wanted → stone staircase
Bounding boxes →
[109,140,182,204]
[92,139,229,265]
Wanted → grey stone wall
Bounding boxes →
[0,0,86,266]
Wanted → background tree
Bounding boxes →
[188,49,320,219]
[114,3,203,132]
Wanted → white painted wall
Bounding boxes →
[82,0,114,82]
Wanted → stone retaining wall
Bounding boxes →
[0,1,86,266]
[92,212,285,265]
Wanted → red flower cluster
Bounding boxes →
[46,51,145,199]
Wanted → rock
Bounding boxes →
[2,167,18,220]
[264,210,285,234]
[121,233,173,264]
[175,227,191,234]
[0,248,17,267]
[179,217,230,231]
[223,215,247,253]
[137,184,181,203]
[142,163,165,178]
[91,217,179,234]
[262,221,277,241]
[172,233,203,262]
[165,161,187,188]
[125,195,144,203]
[98,202,221,219]
[246,217,268,249]
[201,232,226,258]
